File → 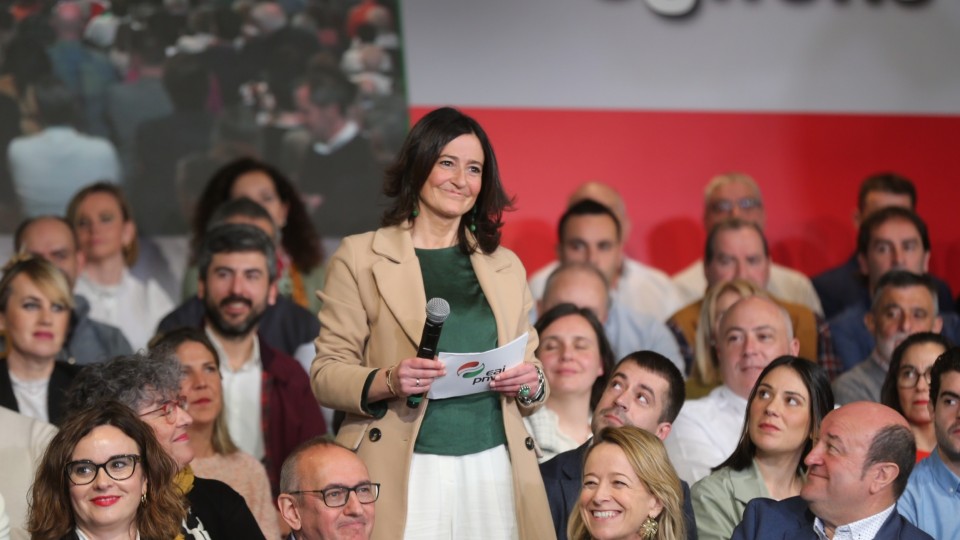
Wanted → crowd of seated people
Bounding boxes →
[0,3,957,537]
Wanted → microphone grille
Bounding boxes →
[425,297,451,324]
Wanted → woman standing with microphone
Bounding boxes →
[312,107,553,540]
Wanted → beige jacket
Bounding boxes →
[312,224,556,540]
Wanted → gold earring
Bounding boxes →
[140,493,147,504]
[640,516,658,539]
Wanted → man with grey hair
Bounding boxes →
[278,438,377,540]
[66,353,265,539]
[665,295,800,483]
[195,223,324,494]
[672,172,823,314]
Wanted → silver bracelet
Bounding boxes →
[518,366,545,406]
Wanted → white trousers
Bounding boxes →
[403,445,519,540]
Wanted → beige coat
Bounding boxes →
[312,224,556,540]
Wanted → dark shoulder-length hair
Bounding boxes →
[715,356,834,475]
[534,303,615,410]
[880,332,952,415]
[192,157,323,270]
[27,402,185,540]
[382,107,513,255]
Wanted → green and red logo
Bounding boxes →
[457,361,485,379]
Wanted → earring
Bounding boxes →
[412,206,419,218]
[640,517,658,539]
[469,206,477,232]
[140,493,147,504]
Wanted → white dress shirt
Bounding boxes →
[664,385,748,484]
[207,329,265,460]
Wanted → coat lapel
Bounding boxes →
[370,226,427,347]
[471,247,514,347]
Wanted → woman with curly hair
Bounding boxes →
[185,157,325,313]
[27,401,185,540]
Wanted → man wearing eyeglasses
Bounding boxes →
[278,438,377,540]
[671,172,824,315]
[833,271,942,405]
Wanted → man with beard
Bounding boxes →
[195,223,325,494]
[832,271,942,405]
[899,347,960,538]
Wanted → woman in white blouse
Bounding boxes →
[67,183,174,349]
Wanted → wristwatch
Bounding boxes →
[517,366,545,406]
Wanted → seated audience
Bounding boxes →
[899,346,960,538]
[732,401,931,540]
[688,279,768,398]
[668,218,836,379]
[567,426,686,540]
[187,157,326,314]
[189,223,325,492]
[829,207,960,370]
[540,261,682,369]
[524,303,615,461]
[692,356,834,540]
[67,183,175,350]
[278,438,378,540]
[666,295,800,484]
[672,172,823,315]
[15,216,133,364]
[152,327,280,539]
[833,271,942,405]
[27,402,184,540]
[8,77,120,217]
[0,255,80,425]
[879,332,951,461]
[528,182,684,321]
[0,406,56,538]
[540,351,696,540]
[813,173,954,319]
[66,353,266,539]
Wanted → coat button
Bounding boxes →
[525,437,534,450]
[369,428,382,442]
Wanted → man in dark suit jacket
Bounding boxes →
[540,351,697,540]
[731,402,933,540]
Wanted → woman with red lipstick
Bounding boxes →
[525,303,615,461]
[67,182,174,350]
[0,255,80,426]
[151,327,281,539]
[27,401,184,540]
[691,356,834,540]
[568,426,686,540]
[880,332,951,462]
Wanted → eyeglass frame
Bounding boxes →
[897,365,934,389]
[139,396,188,424]
[287,482,381,508]
[707,197,764,215]
[65,454,142,485]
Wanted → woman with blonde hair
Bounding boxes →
[568,426,686,540]
[688,279,770,398]
[0,255,79,425]
[27,401,185,540]
[67,182,174,350]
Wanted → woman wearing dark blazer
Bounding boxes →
[312,107,555,540]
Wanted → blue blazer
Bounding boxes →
[540,441,698,540]
[731,496,932,540]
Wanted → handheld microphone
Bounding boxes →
[407,297,451,408]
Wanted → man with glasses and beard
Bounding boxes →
[195,223,325,494]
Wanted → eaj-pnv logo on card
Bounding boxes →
[457,361,505,386]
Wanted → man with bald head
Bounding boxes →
[665,295,800,483]
[733,402,931,540]
[539,262,682,370]
[14,216,132,364]
[278,438,376,540]
[672,172,823,315]
[528,181,684,321]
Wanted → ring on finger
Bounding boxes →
[416,378,421,387]
[518,384,531,398]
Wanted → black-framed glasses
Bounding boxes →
[708,197,763,214]
[288,482,380,508]
[66,454,141,485]
[898,366,933,389]
[139,396,188,424]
